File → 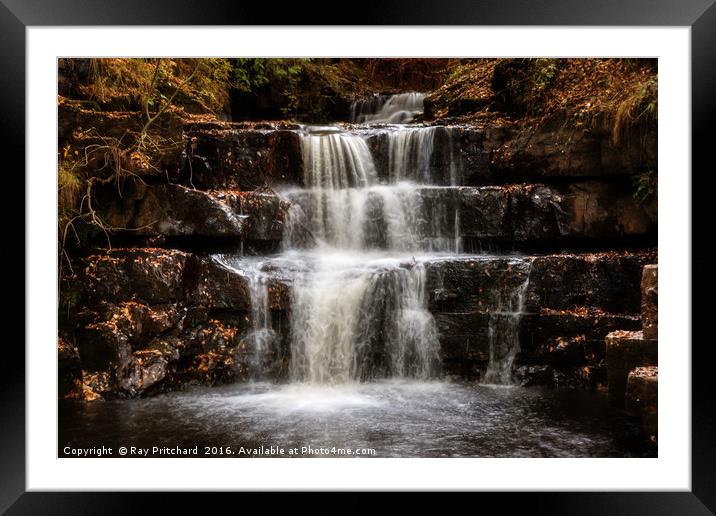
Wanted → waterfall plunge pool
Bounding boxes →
[59,380,650,458]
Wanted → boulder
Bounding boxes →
[115,347,178,398]
[641,265,658,339]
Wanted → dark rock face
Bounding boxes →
[485,123,657,180]
[191,258,252,310]
[525,251,657,314]
[427,252,655,385]
[99,183,247,238]
[459,182,656,243]
[459,187,511,239]
[641,264,658,340]
[96,180,654,248]
[80,248,189,304]
[98,182,291,244]
[65,248,295,398]
[605,330,658,407]
[58,337,82,398]
[426,257,531,313]
[179,122,303,190]
[519,310,642,364]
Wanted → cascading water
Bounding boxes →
[277,122,449,384]
[288,255,440,384]
[350,92,426,124]
[387,126,436,183]
[300,126,377,188]
[483,260,533,385]
[214,257,280,379]
[231,101,525,386]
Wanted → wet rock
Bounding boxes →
[508,184,563,241]
[426,257,531,313]
[605,330,658,407]
[554,181,656,238]
[435,312,491,361]
[641,265,658,339]
[75,319,132,373]
[625,366,658,446]
[459,187,510,239]
[190,256,292,311]
[98,183,247,237]
[519,309,641,364]
[179,319,248,385]
[457,182,655,242]
[115,347,177,398]
[80,248,189,304]
[513,363,599,389]
[525,251,657,314]
[487,122,656,179]
[240,190,290,242]
[180,122,303,190]
[191,258,252,310]
[64,370,113,401]
[99,302,182,344]
[234,329,290,381]
[58,337,82,398]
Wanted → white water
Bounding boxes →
[281,124,450,383]
[387,126,436,182]
[300,126,377,188]
[227,101,526,385]
[351,92,426,124]
[288,252,440,384]
[483,260,533,385]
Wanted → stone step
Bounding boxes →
[96,181,655,246]
[63,248,657,397]
[59,105,656,190]
[605,330,658,407]
[176,120,656,190]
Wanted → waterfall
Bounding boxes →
[483,260,533,385]
[289,257,440,384]
[283,184,460,252]
[213,257,278,380]
[268,121,453,385]
[225,99,513,387]
[387,127,436,183]
[351,92,426,124]
[300,126,377,188]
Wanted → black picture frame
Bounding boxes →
[3,0,714,512]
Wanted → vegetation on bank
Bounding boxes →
[426,58,657,202]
